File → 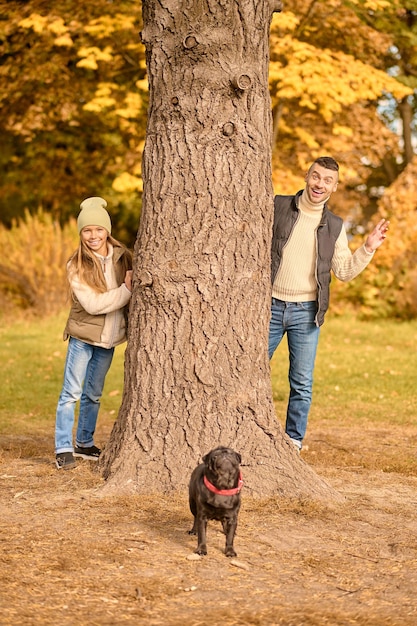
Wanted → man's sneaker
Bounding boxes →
[56,452,77,470]
[290,438,302,453]
[74,445,101,461]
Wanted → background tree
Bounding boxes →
[344,0,417,217]
[0,0,147,242]
[357,0,417,168]
[332,156,417,319]
[1,1,416,320]
[268,0,413,222]
[100,0,337,500]
[1,0,414,237]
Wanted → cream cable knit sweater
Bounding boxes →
[272,190,374,303]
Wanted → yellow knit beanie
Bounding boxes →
[77,197,112,234]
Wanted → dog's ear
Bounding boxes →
[202,451,218,472]
[208,455,217,473]
[202,452,218,474]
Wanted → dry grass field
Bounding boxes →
[1,314,416,625]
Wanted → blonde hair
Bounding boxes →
[67,235,131,294]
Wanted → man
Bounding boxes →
[269,156,389,451]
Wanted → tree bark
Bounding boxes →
[100,0,339,502]
[398,96,414,166]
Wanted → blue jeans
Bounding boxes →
[269,299,320,448]
[55,337,114,454]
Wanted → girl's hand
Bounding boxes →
[124,270,133,291]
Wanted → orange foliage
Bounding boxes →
[332,159,417,319]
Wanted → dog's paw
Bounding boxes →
[195,546,207,556]
[188,529,197,535]
[225,548,237,558]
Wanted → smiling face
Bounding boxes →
[305,163,339,205]
[80,225,109,256]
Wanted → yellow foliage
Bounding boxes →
[336,158,417,319]
[84,14,137,38]
[377,158,417,261]
[54,34,74,48]
[95,83,119,97]
[83,83,120,113]
[18,14,48,33]
[332,125,353,137]
[270,35,412,122]
[76,57,98,70]
[76,46,114,69]
[135,78,149,92]
[115,92,143,119]
[47,17,68,36]
[132,161,142,176]
[112,172,143,193]
[83,97,117,112]
[294,128,319,149]
[0,211,79,316]
[273,167,305,195]
[270,11,299,32]
[19,14,70,38]
[352,0,392,9]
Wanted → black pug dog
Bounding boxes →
[188,446,243,557]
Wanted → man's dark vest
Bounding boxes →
[271,190,343,327]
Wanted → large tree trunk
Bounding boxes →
[100,0,338,501]
[398,96,414,166]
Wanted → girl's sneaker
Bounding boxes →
[74,445,101,461]
[56,452,76,470]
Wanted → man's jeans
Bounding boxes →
[55,337,114,454]
[268,299,320,448]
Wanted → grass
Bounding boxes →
[0,311,127,437]
[0,311,416,470]
[271,313,417,426]
[271,313,417,475]
[1,311,416,626]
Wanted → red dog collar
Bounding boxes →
[203,471,244,496]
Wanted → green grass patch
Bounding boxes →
[271,314,417,427]
[0,312,127,440]
[271,313,417,475]
[1,312,416,472]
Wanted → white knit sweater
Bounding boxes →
[272,190,374,302]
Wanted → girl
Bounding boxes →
[55,196,133,469]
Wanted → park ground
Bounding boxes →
[1,421,416,626]
[1,313,416,625]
